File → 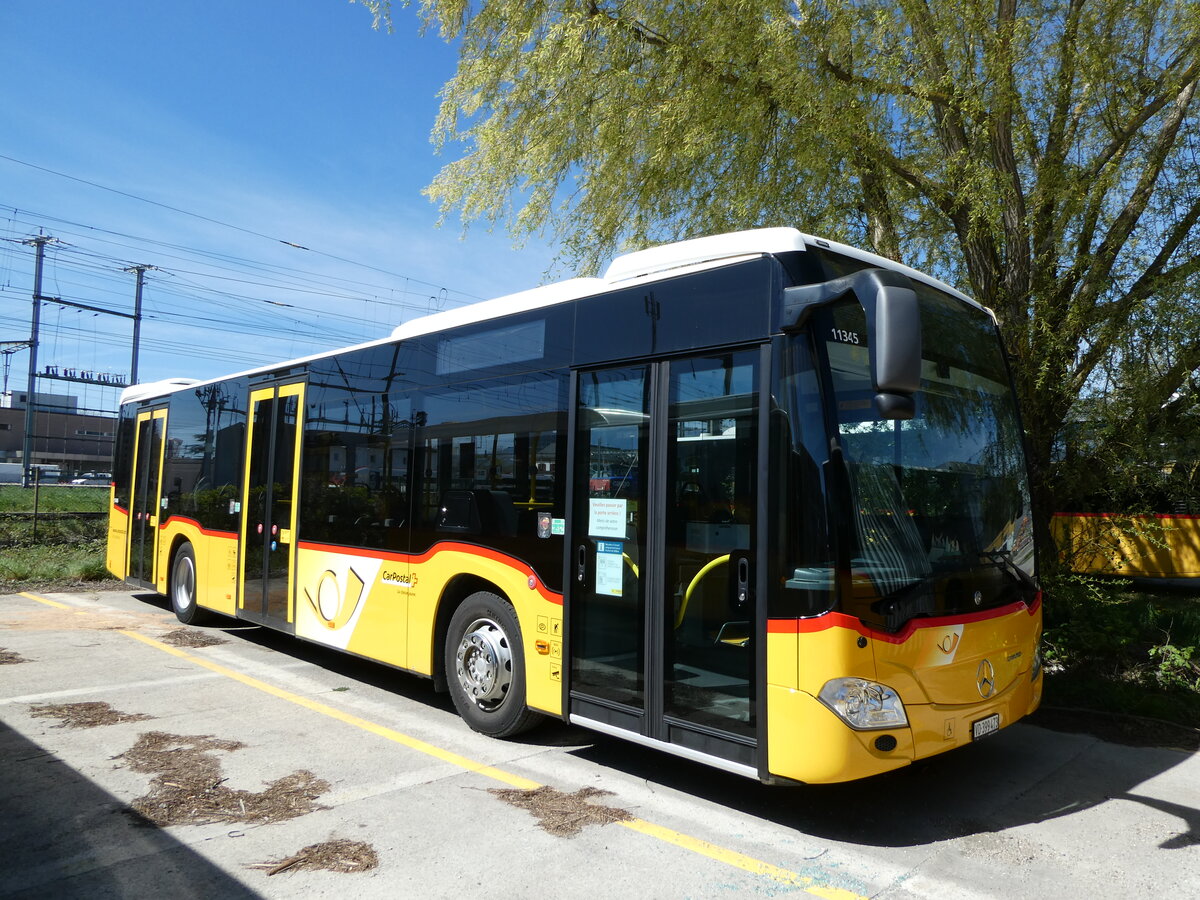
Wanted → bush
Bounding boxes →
[1042,573,1200,727]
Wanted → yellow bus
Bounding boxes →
[107,228,1042,784]
[1053,512,1200,582]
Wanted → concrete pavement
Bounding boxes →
[1,588,1196,898]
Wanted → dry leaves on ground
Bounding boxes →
[488,784,634,837]
[30,701,153,729]
[121,731,330,827]
[250,839,380,875]
[159,628,228,648]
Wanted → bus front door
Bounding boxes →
[238,382,305,629]
[127,407,167,589]
[569,351,760,772]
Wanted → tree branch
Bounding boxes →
[1074,75,1198,313]
[819,54,952,106]
[1030,0,1086,285]
[853,152,902,260]
[1083,50,1200,184]
[1071,236,1200,393]
[989,0,1031,306]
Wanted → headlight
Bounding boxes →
[818,677,908,730]
[1031,632,1043,681]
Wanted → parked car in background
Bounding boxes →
[0,463,63,484]
[70,472,112,485]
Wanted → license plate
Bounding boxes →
[972,713,1001,741]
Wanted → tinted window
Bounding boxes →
[437,319,546,375]
[411,371,569,591]
[574,258,773,365]
[112,406,137,511]
[163,380,247,532]
[824,290,1034,629]
[769,337,835,618]
[301,344,416,551]
[429,307,572,381]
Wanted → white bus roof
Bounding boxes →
[119,378,203,406]
[124,228,981,404]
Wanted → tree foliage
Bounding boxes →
[362,0,1200,545]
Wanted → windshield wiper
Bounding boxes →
[982,549,1039,592]
[869,577,937,633]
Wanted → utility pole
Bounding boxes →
[124,264,152,385]
[21,236,51,487]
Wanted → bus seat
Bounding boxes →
[476,490,518,537]
[436,489,518,537]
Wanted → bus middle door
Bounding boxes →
[568,350,760,774]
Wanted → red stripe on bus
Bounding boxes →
[157,515,238,539]
[767,595,1039,643]
[1053,511,1200,520]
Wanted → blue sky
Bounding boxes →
[0,1,558,410]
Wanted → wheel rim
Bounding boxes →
[173,555,195,612]
[454,617,513,711]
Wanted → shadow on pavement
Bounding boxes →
[566,717,1200,849]
[0,719,261,899]
[127,590,1199,853]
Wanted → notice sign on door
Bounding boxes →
[588,498,627,538]
[595,541,624,597]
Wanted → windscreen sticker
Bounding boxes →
[588,498,627,538]
[595,541,624,597]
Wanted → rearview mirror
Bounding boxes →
[782,268,921,420]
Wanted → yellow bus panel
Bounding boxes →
[1053,513,1200,579]
[291,540,564,717]
[766,598,1041,784]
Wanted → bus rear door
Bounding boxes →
[127,407,167,589]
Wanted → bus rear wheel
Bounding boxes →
[170,543,210,625]
[445,591,541,738]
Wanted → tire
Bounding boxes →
[169,543,210,625]
[445,591,541,738]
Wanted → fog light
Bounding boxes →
[874,735,898,752]
[818,677,908,730]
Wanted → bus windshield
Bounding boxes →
[783,285,1035,631]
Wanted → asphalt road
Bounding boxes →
[1,588,1196,899]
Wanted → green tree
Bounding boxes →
[361,0,1200,556]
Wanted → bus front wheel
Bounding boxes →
[445,591,540,738]
[170,543,209,625]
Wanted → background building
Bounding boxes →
[0,390,115,479]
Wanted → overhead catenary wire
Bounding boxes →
[0,217,483,379]
[0,210,483,318]
[0,161,527,410]
[1,206,485,307]
[0,155,488,297]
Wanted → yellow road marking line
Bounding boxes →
[19,592,865,899]
[119,630,539,790]
[19,592,76,610]
[618,818,862,899]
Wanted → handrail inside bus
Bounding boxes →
[676,554,730,629]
